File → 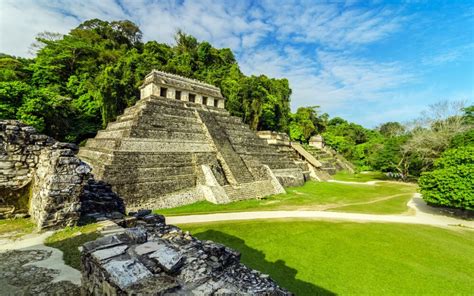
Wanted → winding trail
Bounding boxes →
[0,231,81,285]
[167,194,474,229]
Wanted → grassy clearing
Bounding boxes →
[0,218,36,239]
[156,178,417,216]
[183,220,474,295]
[329,193,415,214]
[333,171,388,182]
[45,223,100,270]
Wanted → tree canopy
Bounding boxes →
[0,19,292,143]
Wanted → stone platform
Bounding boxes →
[79,71,305,210]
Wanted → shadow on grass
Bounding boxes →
[193,230,335,296]
[45,231,100,270]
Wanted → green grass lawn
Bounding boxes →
[0,218,36,239]
[45,223,100,270]
[156,178,417,216]
[183,220,474,295]
[332,170,389,182]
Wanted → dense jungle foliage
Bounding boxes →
[0,19,472,210]
[0,19,291,143]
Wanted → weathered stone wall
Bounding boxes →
[0,121,55,215]
[0,120,125,229]
[81,212,291,295]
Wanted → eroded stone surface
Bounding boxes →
[0,120,125,229]
[0,250,80,295]
[81,214,291,295]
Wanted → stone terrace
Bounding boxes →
[79,71,305,210]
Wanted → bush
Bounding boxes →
[419,146,474,211]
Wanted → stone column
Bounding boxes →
[167,88,176,99]
[181,91,189,102]
[217,99,225,109]
[196,95,203,105]
[208,97,214,107]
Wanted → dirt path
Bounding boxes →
[167,193,474,229]
[0,231,81,294]
[317,193,411,211]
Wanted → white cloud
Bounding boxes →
[421,43,474,66]
[3,0,462,127]
[240,47,416,121]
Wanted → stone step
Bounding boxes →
[213,114,243,124]
[224,128,260,138]
[106,120,136,131]
[139,100,197,116]
[136,118,204,131]
[85,138,120,150]
[114,178,196,198]
[117,138,213,153]
[244,158,298,170]
[103,167,195,183]
[96,129,130,139]
[110,173,196,185]
[115,114,138,122]
[129,129,208,141]
[107,151,213,166]
[227,137,269,146]
[197,111,256,184]
[78,148,114,165]
[216,121,252,131]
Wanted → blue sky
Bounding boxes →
[1,0,473,127]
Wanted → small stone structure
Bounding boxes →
[79,70,306,210]
[0,120,125,229]
[257,131,355,179]
[257,131,331,181]
[81,212,290,295]
[140,70,225,109]
[309,135,324,149]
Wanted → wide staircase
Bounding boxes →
[303,145,354,175]
[213,113,306,187]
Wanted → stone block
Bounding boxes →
[148,242,184,273]
[103,259,152,290]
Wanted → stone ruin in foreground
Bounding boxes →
[0,120,125,228]
[82,212,291,295]
[79,70,345,210]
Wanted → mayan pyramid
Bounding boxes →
[78,70,306,210]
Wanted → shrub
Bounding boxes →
[419,146,474,211]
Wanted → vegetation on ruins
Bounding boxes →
[184,220,474,295]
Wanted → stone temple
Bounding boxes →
[79,70,308,210]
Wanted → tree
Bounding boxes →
[419,146,474,211]
[0,19,293,142]
[288,107,319,142]
[402,100,472,172]
[378,121,405,137]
